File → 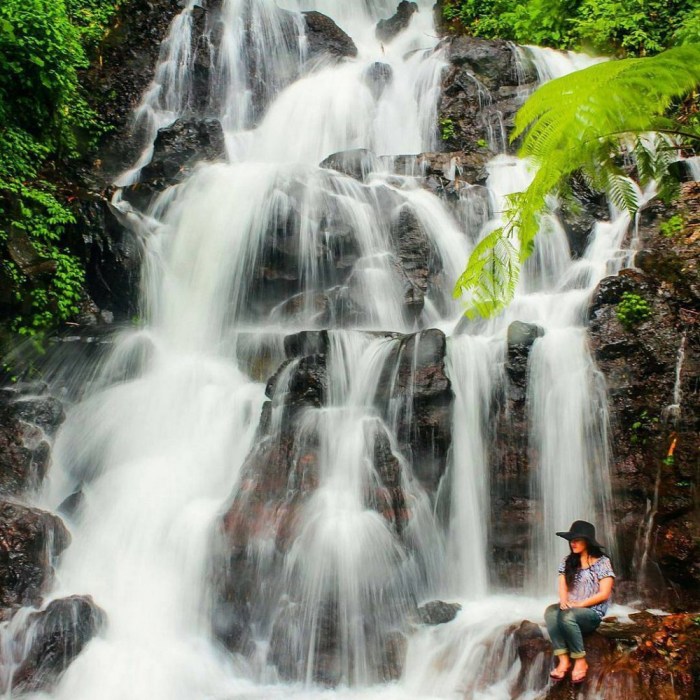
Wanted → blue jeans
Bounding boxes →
[544,604,601,659]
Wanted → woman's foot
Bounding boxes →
[550,658,570,681]
[571,659,588,684]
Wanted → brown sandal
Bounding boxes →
[571,668,588,684]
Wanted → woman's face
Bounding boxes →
[570,538,588,554]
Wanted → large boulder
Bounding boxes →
[217,328,453,680]
[8,596,106,693]
[513,612,700,700]
[0,388,64,497]
[303,11,357,63]
[376,2,418,44]
[438,36,531,154]
[0,501,70,609]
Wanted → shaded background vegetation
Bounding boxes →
[0,0,124,344]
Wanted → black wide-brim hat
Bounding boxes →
[556,520,605,549]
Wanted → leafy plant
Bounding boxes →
[440,117,457,142]
[659,214,684,237]
[0,0,123,340]
[441,0,700,56]
[453,45,700,318]
[616,292,652,329]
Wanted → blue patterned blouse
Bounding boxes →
[558,555,616,618]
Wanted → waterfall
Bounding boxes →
[7,2,642,698]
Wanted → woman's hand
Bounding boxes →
[559,598,571,610]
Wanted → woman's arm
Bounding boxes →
[558,574,570,609]
[569,576,614,608]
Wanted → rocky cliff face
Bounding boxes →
[589,183,700,611]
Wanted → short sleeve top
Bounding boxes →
[558,555,615,618]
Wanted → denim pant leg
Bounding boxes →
[544,604,569,656]
[559,608,601,658]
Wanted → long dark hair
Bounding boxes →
[564,543,605,589]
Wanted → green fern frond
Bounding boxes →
[454,226,520,319]
[605,173,639,216]
[453,44,700,318]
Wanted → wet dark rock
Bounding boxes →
[587,182,700,609]
[303,11,358,63]
[510,620,550,695]
[559,175,610,258]
[375,329,453,492]
[319,149,379,182]
[506,321,544,386]
[389,206,441,320]
[438,37,524,153]
[284,330,330,359]
[80,0,184,182]
[0,501,70,609]
[0,389,64,497]
[71,195,141,320]
[520,613,700,700]
[417,600,462,625]
[137,118,226,190]
[265,354,327,408]
[364,62,394,99]
[10,596,106,693]
[376,2,418,44]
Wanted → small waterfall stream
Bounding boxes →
[4,2,645,698]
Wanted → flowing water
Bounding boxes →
[3,2,642,698]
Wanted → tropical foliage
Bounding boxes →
[453,45,700,318]
[0,0,122,340]
[441,0,700,55]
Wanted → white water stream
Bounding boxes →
[3,2,641,698]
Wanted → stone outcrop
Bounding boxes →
[0,501,70,610]
[490,322,542,587]
[217,327,453,680]
[8,596,106,694]
[512,612,700,699]
[438,36,534,154]
[587,183,700,609]
[303,11,358,63]
[122,117,226,209]
[417,600,462,625]
[376,2,419,44]
[0,387,64,497]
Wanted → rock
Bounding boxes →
[516,613,700,700]
[71,195,141,320]
[137,118,226,188]
[319,149,379,182]
[375,329,453,492]
[0,501,70,608]
[506,321,544,385]
[376,2,418,44]
[389,206,441,320]
[284,330,330,359]
[265,354,327,408]
[0,389,64,497]
[559,174,609,258]
[417,600,462,625]
[587,183,700,610]
[303,11,358,63]
[121,118,227,209]
[80,0,184,181]
[364,62,393,100]
[438,37,524,153]
[9,596,106,693]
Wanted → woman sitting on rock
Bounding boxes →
[544,520,615,684]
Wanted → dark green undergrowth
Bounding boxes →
[0,0,124,343]
[441,0,700,55]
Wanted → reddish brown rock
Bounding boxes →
[0,501,70,609]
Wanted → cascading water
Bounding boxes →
[5,2,643,698]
